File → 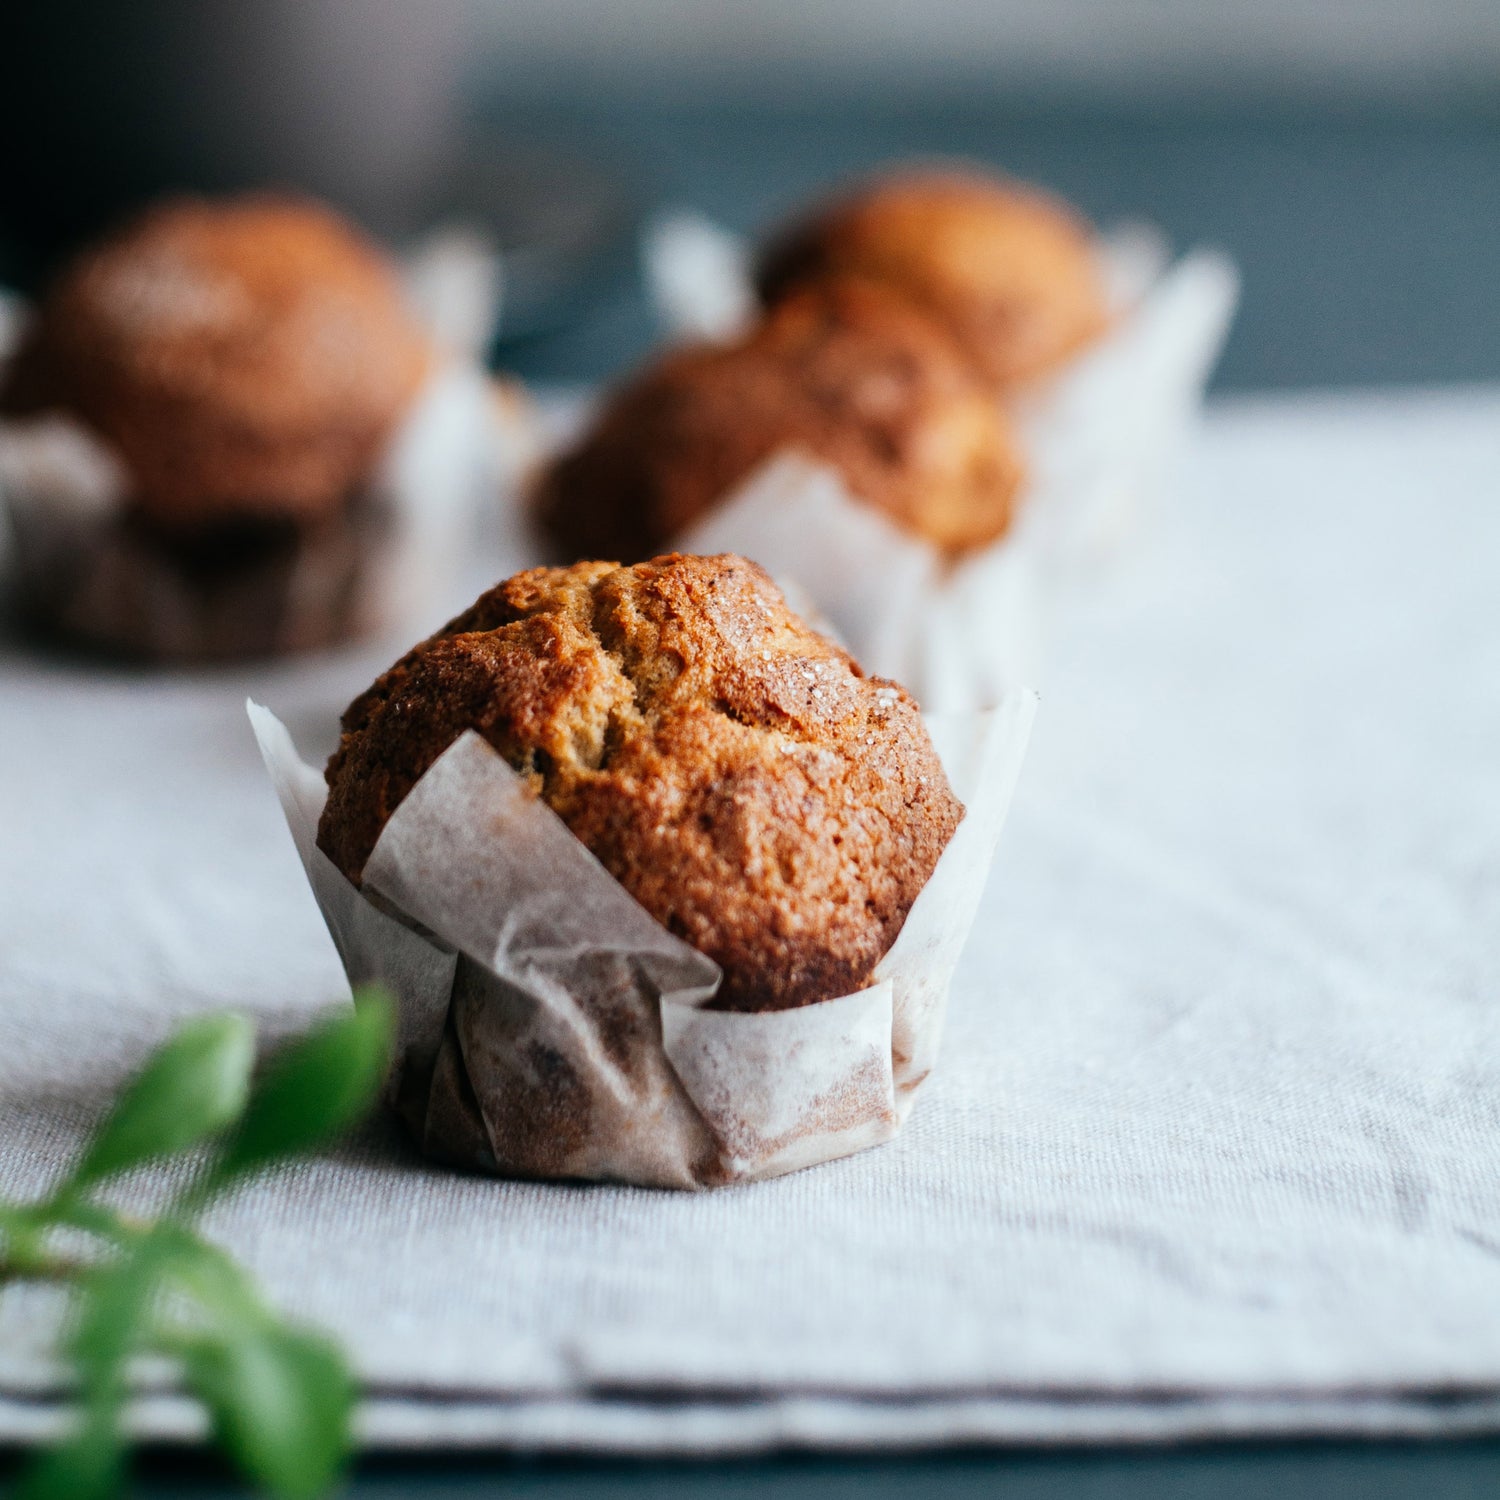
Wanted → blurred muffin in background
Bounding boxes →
[0,196,433,661]
[756,166,1110,391]
[536,278,1025,563]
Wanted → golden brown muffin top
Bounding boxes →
[318,553,963,1012]
[535,278,1024,562]
[756,166,1110,389]
[2,196,430,527]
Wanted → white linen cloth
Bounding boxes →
[1,387,1499,1451]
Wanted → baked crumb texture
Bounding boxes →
[318,553,964,1012]
[2,195,430,527]
[535,278,1024,562]
[757,166,1110,390]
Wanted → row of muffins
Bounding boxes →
[0,164,1108,662]
[1,168,1099,1018]
[1,176,1095,1153]
[537,166,1110,562]
[313,169,1111,1023]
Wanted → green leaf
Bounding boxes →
[212,989,393,1187]
[159,1229,355,1495]
[155,1225,263,1328]
[0,1202,38,1236]
[182,1324,355,1499]
[23,1239,177,1500]
[70,1236,175,1394]
[52,1200,144,1250]
[68,1014,255,1194]
[0,1203,45,1273]
[6,1000,383,1500]
[15,1423,123,1500]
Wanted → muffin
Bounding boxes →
[0,195,431,659]
[535,278,1024,564]
[317,552,964,1012]
[756,166,1110,390]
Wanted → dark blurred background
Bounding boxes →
[2,0,1497,391]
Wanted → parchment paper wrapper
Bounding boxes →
[676,452,1049,714]
[0,261,542,660]
[248,689,1036,1189]
[643,214,1239,710]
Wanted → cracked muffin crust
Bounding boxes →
[756,166,1110,390]
[317,552,964,1012]
[2,195,430,528]
[534,278,1024,563]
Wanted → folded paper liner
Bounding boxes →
[249,691,1035,1189]
[645,217,1240,711]
[676,453,1047,715]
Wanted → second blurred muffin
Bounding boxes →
[756,166,1110,390]
[536,278,1025,563]
[0,195,433,660]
